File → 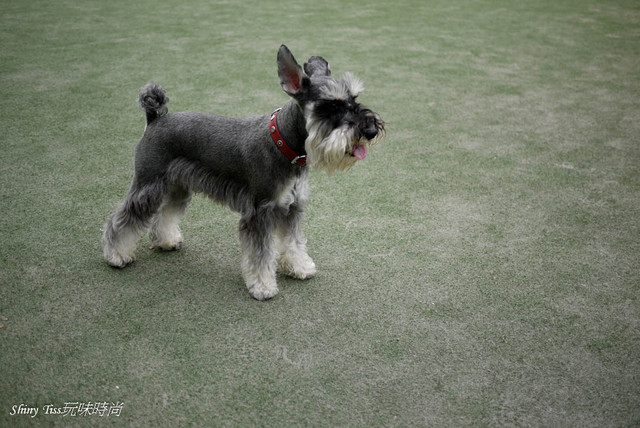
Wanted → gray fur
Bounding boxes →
[102,45,385,300]
[138,83,169,123]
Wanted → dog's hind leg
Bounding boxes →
[239,207,279,301]
[102,179,166,268]
[148,183,192,251]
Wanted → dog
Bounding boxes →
[102,45,385,300]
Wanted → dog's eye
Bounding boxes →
[317,100,346,118]
[329,100,344,112]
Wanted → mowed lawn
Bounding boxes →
[1,0,638,426]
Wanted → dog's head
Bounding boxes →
[277,45,385,173]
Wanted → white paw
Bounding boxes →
[279,256,317,280]
[149,229,183,251]
[105,252,134,269]
[155,238,183,251]
[247,282,279,301]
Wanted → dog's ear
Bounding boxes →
[278,45,310,97]
[304,56,331,77]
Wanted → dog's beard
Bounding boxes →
[304,103,384,174]
[305,122,362,174]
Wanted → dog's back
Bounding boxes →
[135,109,302,210]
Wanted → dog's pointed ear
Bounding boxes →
[304,56,331,77]
[278,45,309,97]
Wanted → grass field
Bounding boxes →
[1,0,639,426]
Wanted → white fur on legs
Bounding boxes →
[242,252,279,301]
[276,232,317,280]
[102,225,140,268]
[148,206,184,251]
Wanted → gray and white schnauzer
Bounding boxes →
[102,45,385,300]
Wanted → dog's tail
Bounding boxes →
[138,83,169,124]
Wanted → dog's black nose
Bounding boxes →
[363,127,378,141]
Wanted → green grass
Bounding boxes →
[1,0,639,426]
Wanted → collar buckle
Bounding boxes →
[291,155,306,165]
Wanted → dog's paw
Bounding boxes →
[284,262,317,280]
[278,255,317,280]
[149,230,183,251]
[106,253,134,269]
[247,282,279,301]
[155,239,183,251]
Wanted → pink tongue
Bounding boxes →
[353,145,367,160]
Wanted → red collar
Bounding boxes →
[269,108,306,167]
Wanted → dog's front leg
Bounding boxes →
[276,204,316,280]
[239,209,279,301]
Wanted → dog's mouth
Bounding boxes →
[350,145,367,160]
